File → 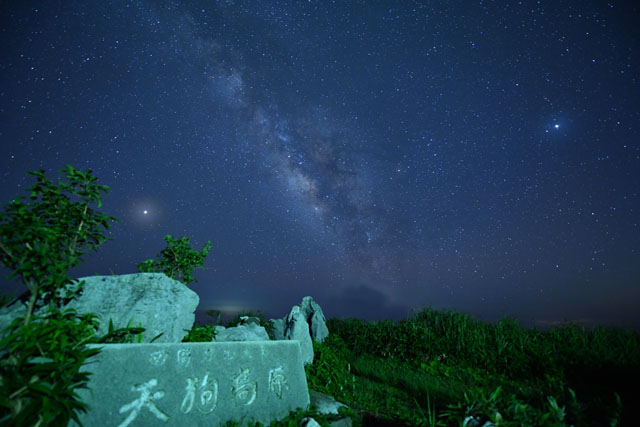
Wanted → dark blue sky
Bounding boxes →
[1,1,639,331]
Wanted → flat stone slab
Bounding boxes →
[68,341,310,427]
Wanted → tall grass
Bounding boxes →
[313,305,639,426]
[2,293,638,426]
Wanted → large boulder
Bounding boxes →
[199,297,330,366]
[284,305,315,365]
[208,315,271,342]
[299,296,330,343]
[268,296,330,366]
[213,322,270,341]
[0,273,199,346]
[270,318,287,340]
[270,296,329,343]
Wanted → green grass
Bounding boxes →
[180,304,638,426]
[2,295,638,426]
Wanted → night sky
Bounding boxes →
[1,1,639,332]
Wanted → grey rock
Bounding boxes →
[238,315,261,326]
[300,418,322,427]
[212,323,270,341]
[209,315,271,342]
[285,305,315,365]
[270,317,286,340]
[299,296,330,343]
[188,296,329,367]
[268,296,329,343]
[267,296,330,366]
[310,389,349,415]
[301,390,353,427]
[213,306,316,365]
[0,273,199,346]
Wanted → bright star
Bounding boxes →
[554,124,559,129]
[143,210,148,215]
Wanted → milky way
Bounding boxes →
[1,0,638,330]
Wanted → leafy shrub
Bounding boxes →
[305,334,356,402]
[0,308,103,426]
[0,165,213,425]
[182,324,217,342]
[136,234,212,286]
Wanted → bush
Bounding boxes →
[305,334,356,402]
[0,165,213,425]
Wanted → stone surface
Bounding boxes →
[196,297,330,367]
[268,296,330,366]
[0,273,199,345]
[299,296,330,343]
[283,305,315,365]
[2,289,355,427]
[269,297,330,344]
[300,417,352,427]
[300,418,322,427]
[238,315,261,326]
[212,323,270,342]
[67,341,310,427]
[309,389,349,415]
[301,390,353,427]
[270,317,286,340]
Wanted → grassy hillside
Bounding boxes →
[2,293,638,426]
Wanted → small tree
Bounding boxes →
[0,165,118,326]
[0,165,118,425]
[137,235,212,286]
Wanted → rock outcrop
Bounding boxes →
[0,273,199,345]
[212,322,270,342]
[201,296,330,366]
[269,296,330,365]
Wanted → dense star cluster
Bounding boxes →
[1,1,638,330]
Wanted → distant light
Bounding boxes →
[143,210,148,215]
[554,124,559,129]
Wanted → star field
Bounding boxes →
[1,1,639,330]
